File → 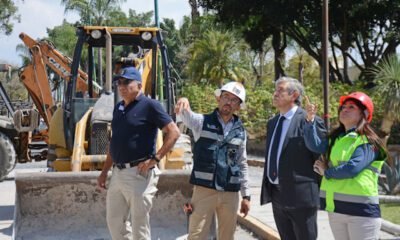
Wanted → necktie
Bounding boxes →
[269,116,285,182]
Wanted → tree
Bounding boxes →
[126,9,153,27]
[61,0,126,84]
[46,20,77,58]
[15,43,30,66]
[370,54,400,141]
[186,29,250,86]
[160,18,183,76]
[199,0,400,85]
[188,0,200,21]
[198,1,289,80]
[104,9,128,26]
[0,0,20,35]
[61,0,126,25]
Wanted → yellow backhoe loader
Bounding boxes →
[13,26,193,239]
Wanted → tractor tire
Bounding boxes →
[0,132,16,181]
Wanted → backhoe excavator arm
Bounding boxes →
[18,33,92,126]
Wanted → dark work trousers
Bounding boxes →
[271,184,318,240]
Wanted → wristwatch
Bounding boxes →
[242,196,251,201]
[150,154,161,163]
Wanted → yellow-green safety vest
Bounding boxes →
[320,132,385,213]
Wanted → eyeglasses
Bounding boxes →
[220,94,241,104]
[116,78,133,86]
[274,88,290,94]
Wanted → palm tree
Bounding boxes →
[16,43,31,66]
[370,54,400,142]
[186,29,250,86]
[61,0,125,25]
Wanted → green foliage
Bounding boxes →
[199,0,400,84]
[126,9,153,27]
[46,21,77,58]
[15,43,30,66]
[186,29,251,86]
[104,9,128,26]
[160,18,182,74]
[181,78,392,141]
[61,0,126,25]
[0,71,28,101]
[380,203,400,224]
[239,81,275,138]
[286,52,320,83]
[179,83,216,114]
[370,55,400,122]
[45,21,89,72]
[180,81,275,138]
[0,0,20,35]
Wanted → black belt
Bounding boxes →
[113,156,148,170]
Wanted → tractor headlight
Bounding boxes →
[141,31,152,41]
[90,30,102,39]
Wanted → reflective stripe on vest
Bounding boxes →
[320,190,379,204]
[200,130,223,141]
[194,171,214,181]
[190,109,245,192]
[193,171,240,183]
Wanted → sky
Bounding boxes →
[0,0,192,66]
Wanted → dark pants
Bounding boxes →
[271,184,318,240]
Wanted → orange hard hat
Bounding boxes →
[339,92,374,123]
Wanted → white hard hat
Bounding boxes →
[214,81,246,108]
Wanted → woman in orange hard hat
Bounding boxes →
[305,92,388,240]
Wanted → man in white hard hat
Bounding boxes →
[175,81,250,240]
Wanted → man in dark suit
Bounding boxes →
[261,76,327,240]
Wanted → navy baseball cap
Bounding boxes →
[113,66,142,82]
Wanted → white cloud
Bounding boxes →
[0,0,190,66]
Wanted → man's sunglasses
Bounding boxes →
[116,78,133,85]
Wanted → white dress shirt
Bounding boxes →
[267,105,298,184]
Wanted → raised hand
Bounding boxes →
[174,97,191,115]
[305,96,317,122]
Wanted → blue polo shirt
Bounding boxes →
[110,93,172,164]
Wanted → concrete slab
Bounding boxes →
[0,164,258,240]
[0,179,15,240]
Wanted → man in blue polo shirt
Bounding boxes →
[97,66,180,239]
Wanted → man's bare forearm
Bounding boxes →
[101,149,113,174]
[157,122,180,159]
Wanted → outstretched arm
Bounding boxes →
[175,97,204,141]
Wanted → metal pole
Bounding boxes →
[154,0,160,27]
[322,0,330,130]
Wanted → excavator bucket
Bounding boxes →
[13,170,192,240]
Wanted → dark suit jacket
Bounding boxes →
[260,107,327,208]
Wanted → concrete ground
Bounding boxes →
[0,161,399,240]
[246,164,399,240]
[0,162,48,240]
[0,162,257,240]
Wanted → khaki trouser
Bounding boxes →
[106,166,160,240]
[188,185,239,240]
[328,212,381,240]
